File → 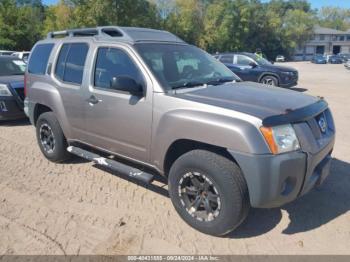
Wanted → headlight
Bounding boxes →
[260,124,300,154]
[281,71,294,76]
[0,84,12,96]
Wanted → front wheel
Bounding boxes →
[168,150,250,236]
[261,75,279,86]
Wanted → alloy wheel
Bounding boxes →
[178,171,221,222]
[39,123,55,154]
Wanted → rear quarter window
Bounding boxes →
[28,44,54,75]
[55,43,89,85]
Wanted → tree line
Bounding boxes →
[1,0,349,59]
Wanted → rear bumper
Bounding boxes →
[0,96,25,121]
[229,136,334,208]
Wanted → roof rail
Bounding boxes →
[46,26,185,44]
[47,28,101,38]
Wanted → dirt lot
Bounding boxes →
[0,62,349,255]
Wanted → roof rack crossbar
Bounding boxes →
[47,27,124,39]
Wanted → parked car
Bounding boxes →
[275,55,285,62]
[311,54,327,64]
[337,53,350,63]
[214,52,298,87]
[11,51,30,63]
[328,55,343,64]
[25,26,335,236]
[0,56,26,121]
[345,60,350,70]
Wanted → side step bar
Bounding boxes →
[67,146,154,184]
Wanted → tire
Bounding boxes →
[260,75,279,86]
[168,150,250,236]
[36,112,70,163]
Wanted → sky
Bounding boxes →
[42,0,350,9]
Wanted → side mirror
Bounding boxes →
[249,62,258,68]
[111,76,144,96]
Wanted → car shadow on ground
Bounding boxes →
[230,158,350,238]
[0,118,30,126]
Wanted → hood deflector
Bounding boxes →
[262,99,328,127]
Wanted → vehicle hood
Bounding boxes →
[260,64,297,72]
[173,82,319,120]
[0,75,24,89]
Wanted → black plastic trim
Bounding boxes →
[262,99,328,127]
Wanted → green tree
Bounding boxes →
[0,0,44,50]
[318,7,350,31]
[67,0,160,28]
[43,0,74,35]
[165,0,205,45]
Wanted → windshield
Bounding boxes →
[0,59,26,76]
[135,43,240,90]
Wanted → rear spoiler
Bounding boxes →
[262,99,328,127]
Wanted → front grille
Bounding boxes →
[14,88,25,101]
[307,109,334,140]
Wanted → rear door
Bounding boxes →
[82,46,153,163]
[52,42,90,139]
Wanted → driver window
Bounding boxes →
[236,55,254,66]
[94,47,143,90]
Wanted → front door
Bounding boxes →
[234,55,259,82]
[83,46,153,163]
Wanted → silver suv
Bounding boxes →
[25,26,335,236]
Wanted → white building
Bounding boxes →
[294,26,350,61]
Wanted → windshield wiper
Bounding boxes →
[205,77,237,86]
[171,81,205,90]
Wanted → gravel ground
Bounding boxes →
[0,62,349,255]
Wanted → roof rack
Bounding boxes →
[46,26,185,44]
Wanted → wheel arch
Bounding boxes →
[163,139,237,177]
[33,103,53,125]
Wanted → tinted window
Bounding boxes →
[0,59,26,76]
[28,44,54,74]
[55,43,89,85]
[55,44,69,80]
[94,48,143,90]
[219,55,233,64]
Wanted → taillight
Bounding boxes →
[24,73,27,97]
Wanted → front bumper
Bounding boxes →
[279,74,298,88]
[0,96,26,121]
[229,135,334,208]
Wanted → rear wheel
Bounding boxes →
[168,150,250,236]
[261,75,279,86]
[36,112,70,162]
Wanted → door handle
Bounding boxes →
[86,95,101,105]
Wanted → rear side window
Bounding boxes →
[28,44,54,75]
[219,55,233,64]
[55,43,89,85]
